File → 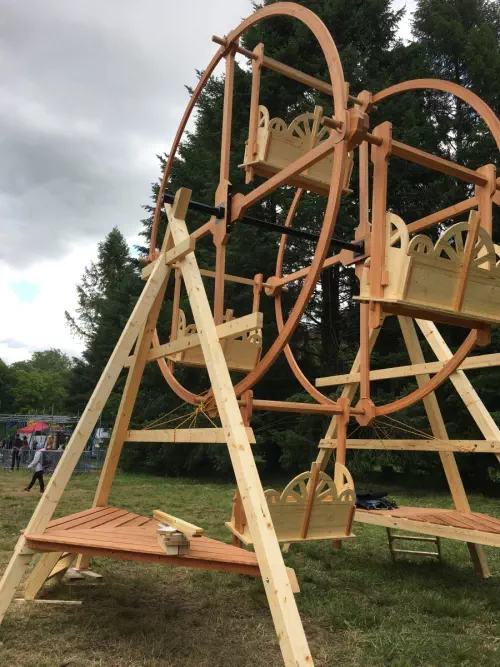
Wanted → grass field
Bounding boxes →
[1,469,500,666]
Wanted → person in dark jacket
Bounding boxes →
[10,435,22,471]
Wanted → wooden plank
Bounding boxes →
[464,514,500,534]
[286,567,300,595]
[25,538,261,576]
[89,512,142,530]
[125,312,263,367]
[48,508,128,532]
[126,427,256,444]
[41,531,255,562]
[316,351,500,387]
[319,439,500,453]
[47,506,111,529]
[165,190,312,664]
[15,598,82,606]
[26,531,258,565]
[153,510,204,538]
[124,516,151,528]
[212,34,362,107]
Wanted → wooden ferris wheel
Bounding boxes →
[2,4,500,667]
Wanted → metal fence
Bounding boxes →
[0,447,107,473]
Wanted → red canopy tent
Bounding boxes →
[17,421,50,434]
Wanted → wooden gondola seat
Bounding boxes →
[241,105,353,196]
[226,463,356,544]
[166,308,262,372]
[359,212,500,326]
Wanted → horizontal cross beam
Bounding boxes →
[319,439,500,453]
[124,312,262,368]
[126,427,256,444]
[316,352,500,387]
[212,35,364,106]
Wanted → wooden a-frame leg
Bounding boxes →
[76,250,171,571]
[167,189,313,667]
[417,319,500,464]
[0,257,171,624]
[0,537,35,622]
[399,316,490,578]
[24,552,62,600]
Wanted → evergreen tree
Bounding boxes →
[0,359,15,413]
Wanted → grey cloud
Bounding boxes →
[0,0,252,267]
[0,338,26,349]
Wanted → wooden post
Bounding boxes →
[246,43,264,184]
[316,325,381,472]
[359,302,370,404]
[220,45,236,184]
[399,316,490,578]
[476,164,496,236]
[213,46,236,325]
[168,267,182,368]
[331,399,349,551]
[252,274,264,313]
[166,189,314,666]
[368,122,392,329]
[453,210,481,312]
[300,463,320,539]
[475,164,495,346]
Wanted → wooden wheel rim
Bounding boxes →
[149,2,349,405]
[274,78,499,415]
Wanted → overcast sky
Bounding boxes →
[0,0,414,364]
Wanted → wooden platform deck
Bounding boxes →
[24,507,260,577]
[355,506,500,547]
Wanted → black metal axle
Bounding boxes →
[163,191,363,255]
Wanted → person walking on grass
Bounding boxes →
[10,435,22,471]
[22,442,48,493]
